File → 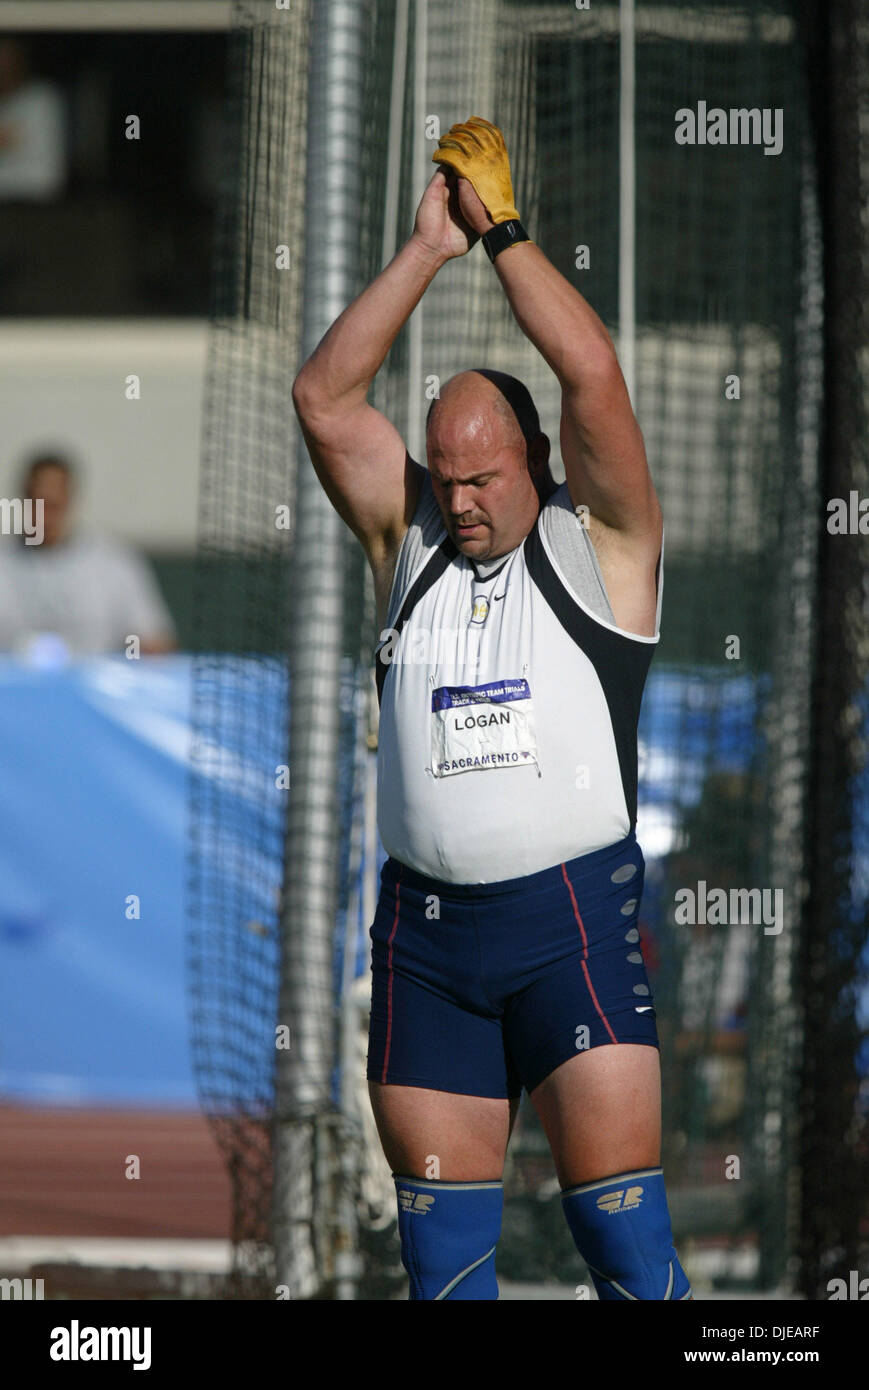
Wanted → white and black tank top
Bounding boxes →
[374,472,663,884]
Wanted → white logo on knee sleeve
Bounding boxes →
[397,1190,435,1214]
[596,1185,644,1213]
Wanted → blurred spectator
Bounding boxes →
[0,451,177,656]
[0,38,66,200]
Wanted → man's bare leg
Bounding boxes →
[530,1046,690,1299]
[529,1044,661,1188]
[368,1082,521,1298]
[368,1081,520,1180]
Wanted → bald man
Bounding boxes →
[293,130,690,1301]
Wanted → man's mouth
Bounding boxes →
[456,522,484,534]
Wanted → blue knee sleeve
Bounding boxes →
[561,1167,692,1300]
[394,1176,503,1300]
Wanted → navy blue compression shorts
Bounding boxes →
[366,830,659,1099]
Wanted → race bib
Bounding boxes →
[431,677,540,778]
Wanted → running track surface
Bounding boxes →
[0,1106,231,1238]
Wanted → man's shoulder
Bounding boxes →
[373,466,444,630]
[539,479,573,515]
[65,528,117,555]
[65,529,144,573]
[536,479,585,540]
[397,466,445,555]
[533,480,620,624]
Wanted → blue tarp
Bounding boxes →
[0,655,864,1105]
[0,655,195,1105]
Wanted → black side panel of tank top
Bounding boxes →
[375,536,459,706]
[523,524,656,830]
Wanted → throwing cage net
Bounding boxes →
[189,0,868,1298]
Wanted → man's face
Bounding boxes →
[426,385,540,561]
[26,464,72,547]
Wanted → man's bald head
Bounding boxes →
[426,368,539,453]
[425,369,553,561]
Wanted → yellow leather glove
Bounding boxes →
[431,116,520,225]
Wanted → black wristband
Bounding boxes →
[482,219,530,262]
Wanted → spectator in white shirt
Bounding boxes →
[0,452,178,656]
[0,38,66,201]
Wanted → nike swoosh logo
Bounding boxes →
[493,592,506,601]
[635,1005,653,1013]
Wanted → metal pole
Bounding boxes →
[382,0,410,272]
[407,0,428,458]
[619,0,636,404]
[334,677,369,1302]
[342,3,413,1255]
[273,0,366,1300]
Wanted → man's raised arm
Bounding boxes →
[432,118,662,550]
[292,167,477,575]
[491,241,662,547]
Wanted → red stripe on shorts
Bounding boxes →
[380,867,403,1082]
[561,861,619,1046]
